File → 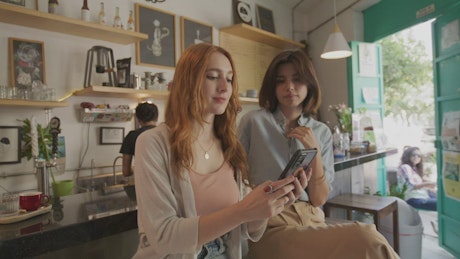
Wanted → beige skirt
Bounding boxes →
[248,202,400,259]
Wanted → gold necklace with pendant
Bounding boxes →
[196,138,215,160]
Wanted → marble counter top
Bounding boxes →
[0,190,137,258]
[334,147,398,171]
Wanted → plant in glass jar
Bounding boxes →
[328,103,352,134]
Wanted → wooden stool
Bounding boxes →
[324,193,399,254]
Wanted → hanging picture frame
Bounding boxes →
[180,16,213,53]
[0,126,21,164]
[256,4,275,33]
[99,127,124,145]
[232,0,255,26]
[9,37,46,89]
[135,3,176,69]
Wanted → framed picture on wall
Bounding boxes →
[232,0,255,26]
[0,0,25,6]
[9,37,46,89]
[180,16,213,53]
[256,5,275,33]
[99,127,124,145]
[0,126,21,164]
[135,3,176,69]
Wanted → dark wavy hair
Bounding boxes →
[135,102,159,123]
[258,49,321,116]
[400,146,424,177]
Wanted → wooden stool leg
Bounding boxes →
[346,209,352,220]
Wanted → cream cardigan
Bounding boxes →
[132,124,265,259]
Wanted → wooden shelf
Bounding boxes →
[0,3,148,45]
[0,99,68,108]
[220,23,304,49]
[73,86,169,100]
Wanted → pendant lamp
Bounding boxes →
[320,0,352,59]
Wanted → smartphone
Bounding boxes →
[278,148,318,180]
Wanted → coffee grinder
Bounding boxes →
[84,46,117,87]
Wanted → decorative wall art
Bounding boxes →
[233,0,255,26]
[180,16,213,53]
[9,37,46,89]
[0,0,25,6]
[135,3,176,69]
[0,126,21,164]
[256,5,275,33]
[100,127,124,145]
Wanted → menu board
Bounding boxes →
[441,111,460,201]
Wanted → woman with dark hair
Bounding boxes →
[238,49,399,258]
[132,43,296,258]
[398,146,437,211]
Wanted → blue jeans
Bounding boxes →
[406,198,437,211]
[197,235,229,259]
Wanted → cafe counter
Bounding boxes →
[0,190,138,258]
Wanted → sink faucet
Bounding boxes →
[112,156,123,185]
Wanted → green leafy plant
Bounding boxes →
[328,103,352,133]
[19,118,56,182]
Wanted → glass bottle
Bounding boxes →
[113,6,122,29]
[98,2,107,25]
[127,10,135,31]
[81,0,90,22]
[48,0,59,14]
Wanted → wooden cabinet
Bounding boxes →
[220,23,305,102]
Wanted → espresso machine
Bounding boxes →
[84,46,117,87]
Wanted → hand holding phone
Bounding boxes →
[278,148,317,180]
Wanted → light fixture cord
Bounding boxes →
[333,0,337,26]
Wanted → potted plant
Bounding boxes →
[19,118,73,197]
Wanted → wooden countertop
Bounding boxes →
[334,148,398,171]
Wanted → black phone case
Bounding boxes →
[278,148,317,180]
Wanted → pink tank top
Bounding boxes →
[189,162,239,216]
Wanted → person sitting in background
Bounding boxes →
[119,102,158,177]
[398,146,437,211]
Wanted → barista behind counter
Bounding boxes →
[120,102,159,177]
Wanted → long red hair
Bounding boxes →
[165,43,249,183]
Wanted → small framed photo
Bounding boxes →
[99,127,124,145]
[9,37,46,89]
[256,5,275,33]
[180,16,213,53]
[0,126,21,164]
[135,3,176,69]
[0,0,25,6]
[116,57,131,88]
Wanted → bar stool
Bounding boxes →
[323,193,399,254]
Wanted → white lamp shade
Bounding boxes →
[321,25,352,59]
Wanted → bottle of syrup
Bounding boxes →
[113,6,122,29]
[81,0,90,22]
[127,10,135,31]
[98,2,107,25]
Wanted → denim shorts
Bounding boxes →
[197,234,229,259]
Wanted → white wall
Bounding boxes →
[0,0,296,193]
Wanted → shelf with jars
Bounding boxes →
[0,2,148,45]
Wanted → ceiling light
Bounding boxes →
[321,0,352,59]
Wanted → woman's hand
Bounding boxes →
[238,177,296,222]
[291,167,313,198]
[287,126,319,150]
